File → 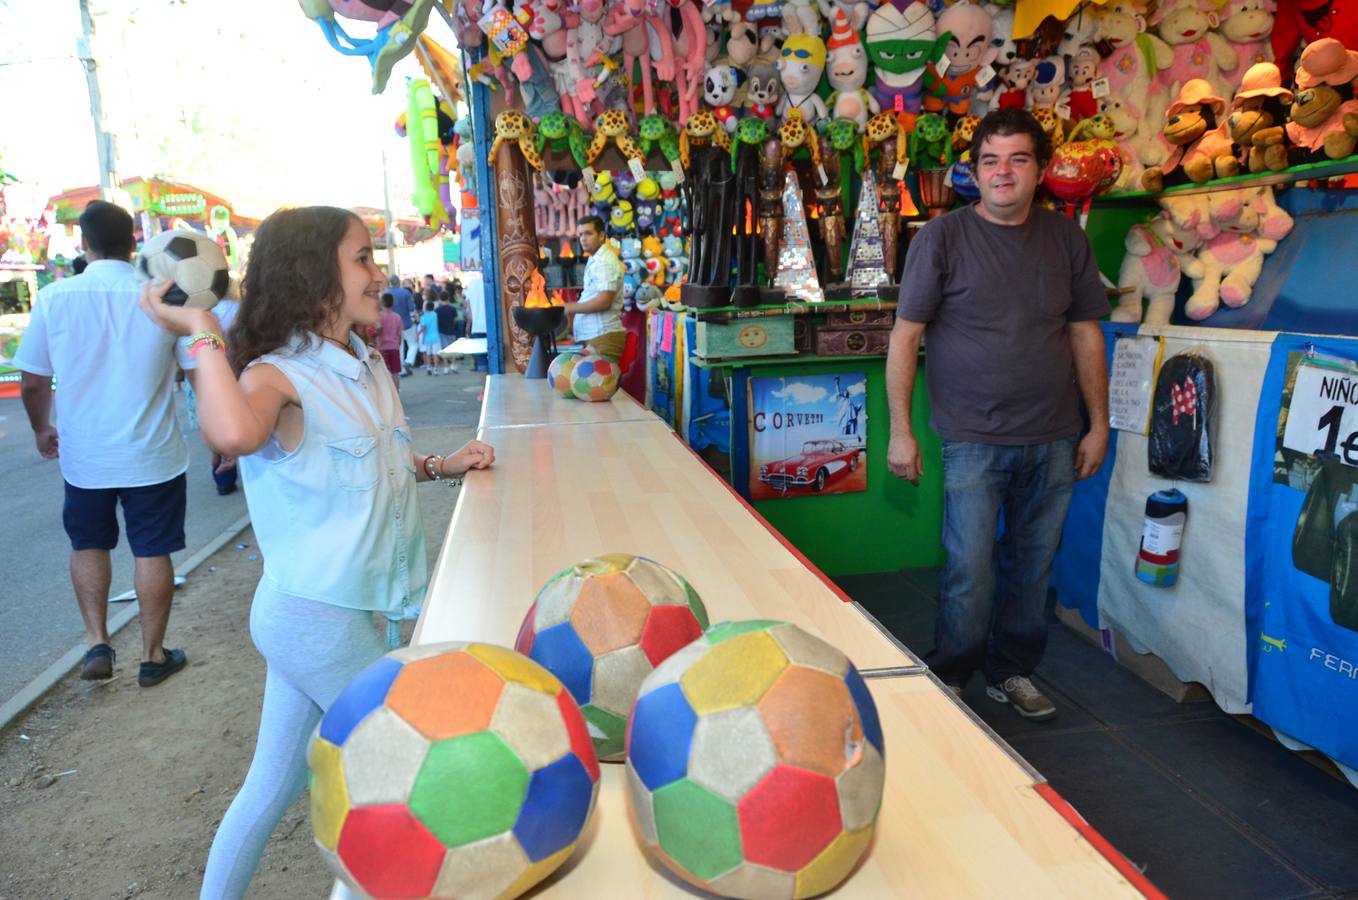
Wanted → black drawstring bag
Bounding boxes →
[1149,353,1215,482]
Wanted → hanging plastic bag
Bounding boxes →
[1148,349,1215,482]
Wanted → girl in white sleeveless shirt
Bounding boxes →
[139,207,494,900]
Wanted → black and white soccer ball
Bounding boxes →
[136,229,230,309]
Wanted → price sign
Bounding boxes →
[1283,362,1358,464]
[1108,335,1162,434]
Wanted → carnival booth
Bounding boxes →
[288,0,1358,896]
[443,0,1358,789]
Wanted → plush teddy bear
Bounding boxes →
[1219,0,1277,88]
[1226,61,1293,172]
[704,64,746,133]
[1113,213,1206,325]
[1142,79,1236,190]
[1093,1,1175,130]
[1185,186,1293,318]
[1151,0,1239,101]
[745,60,784,123]
[1284,38,1358,161]
[1098,91,1167,190]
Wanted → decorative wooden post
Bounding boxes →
[493,140,538,373]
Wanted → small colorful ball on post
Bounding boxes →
[515,554,710,761]
[309,641,600,900]
[569,353,620,401]
[625,620,885,898]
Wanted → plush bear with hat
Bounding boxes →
[1142,78,1237,190]
[1284,38,1358,161]
[1227,61,1294,173]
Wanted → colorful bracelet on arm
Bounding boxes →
[420,453,464,487]
[187,331,226,357]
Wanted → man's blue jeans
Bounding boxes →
[925,437,1078,687]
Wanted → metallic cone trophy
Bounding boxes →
[772,171,825,304]
[843,167,891,296]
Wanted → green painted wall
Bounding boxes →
[748,355,945,577]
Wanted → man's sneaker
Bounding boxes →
[987,675,1056,721]
[138,648,187,688]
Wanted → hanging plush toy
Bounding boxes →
[995,58,1037,110]
[924,0,999,118]
[1063,45,1100,122]
[1093,1,1174,134]
[818,0,871,31]
[865,0,949,115]
[300,0,439,93]
[826,10,880,126]
[704,64,746,133]
[908,112,953,168]
[1219,0,1277,88]
[745,61,784,123]
[1284,38,1358,161]
[1151,0,1240,101]
[777,34,831,125]
[535,109,592,169]
[586,109,644,166]
[1273,0,1358,84]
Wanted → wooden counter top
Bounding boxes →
[415,416,919,672]
[479,373,659,430]
[330,675,1150,899]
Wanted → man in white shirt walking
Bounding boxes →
[566,216,627,361]
[16,201,195,687]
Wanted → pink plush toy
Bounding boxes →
[1185,186,1292,319]
[668,0,709,125]
[1113,213,1206,325]
[1093,2,1174,130]
[1219,0,1276,89]
[1151,0,1239,101]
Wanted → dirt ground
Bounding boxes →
[0,457,463,899]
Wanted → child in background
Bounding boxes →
[377,292,404,390]
[418,298,442,375]
[137,205,495,900]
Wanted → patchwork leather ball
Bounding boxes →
[625,621,885,898]
[309,642,600,900]
[515,554,710,760]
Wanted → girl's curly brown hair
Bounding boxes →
[227,206,363,373]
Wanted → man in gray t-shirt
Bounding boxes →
[886,109,1110,721]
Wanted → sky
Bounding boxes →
[0,0,447,217]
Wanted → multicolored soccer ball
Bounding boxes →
[569,353,620,401]
[515,554,710,761]
[135,229,230,309]
[625,621,885,898]
[548,351,584,398]
[309,642,600,900]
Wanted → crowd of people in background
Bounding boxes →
[378,273,470,382]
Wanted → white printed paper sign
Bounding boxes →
[1283,362,1358,464]
[1109,335,1162,434]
